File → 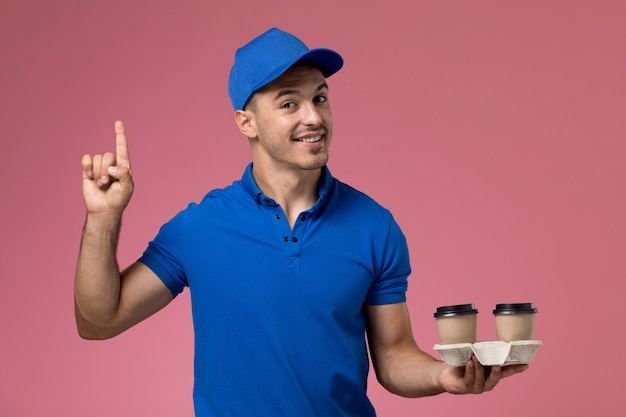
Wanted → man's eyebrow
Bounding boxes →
[316,81,329,92]
[273,82,329,101]
[274,89,299,101]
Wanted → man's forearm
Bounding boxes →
[74,213,124,333]
[376,346,448,398]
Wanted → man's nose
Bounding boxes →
[300,102,323,125]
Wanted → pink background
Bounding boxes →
[2,1,625,415]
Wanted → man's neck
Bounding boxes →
[252,164,321,228]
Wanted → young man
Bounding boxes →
[75,28,528,416]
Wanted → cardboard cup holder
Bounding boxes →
[434,340,542,366]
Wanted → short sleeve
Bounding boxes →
[365,213,411,305]
[138,210,189,298]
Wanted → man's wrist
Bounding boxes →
[83,211,123,235]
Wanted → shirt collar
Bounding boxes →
[241,162,333,208]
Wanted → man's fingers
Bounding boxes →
[82,154,94,179]
[470,357,485,393]
[92,154,103,185]
[462,357,499,394]
[84,152,119,186]
[99,152,116,184]
[115,120,131,168]
[501,364,529,378]
[483,365,502,391]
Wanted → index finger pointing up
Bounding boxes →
[115,120,131,168]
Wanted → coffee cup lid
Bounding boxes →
[434,304,479,318]
[492,303,538,314]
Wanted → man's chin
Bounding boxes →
[301,155,329,171]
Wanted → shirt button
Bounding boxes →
[300,215,306,221]
[292,237,298,243]
[275,214,281,220]
[283,236,289,242]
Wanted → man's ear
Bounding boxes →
[234,109,257,138]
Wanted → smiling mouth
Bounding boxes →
[295,134,323,143]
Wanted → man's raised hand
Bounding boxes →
[81,121,134,216]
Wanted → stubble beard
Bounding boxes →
[261,124,331,171]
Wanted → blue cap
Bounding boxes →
[228,28,344,110]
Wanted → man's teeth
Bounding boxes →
[298,135,322,143]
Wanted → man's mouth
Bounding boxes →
[295,134,323,143]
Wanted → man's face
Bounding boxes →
[246,65,333,172]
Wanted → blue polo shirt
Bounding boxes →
[139,163,411,417]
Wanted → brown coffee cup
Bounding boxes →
[434,304,479,344]
[493,303,538,341]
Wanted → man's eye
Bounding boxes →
[314,95,328,103]
[281,102,296,109]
